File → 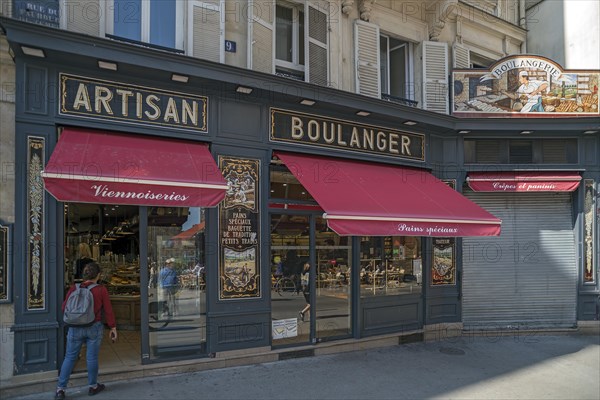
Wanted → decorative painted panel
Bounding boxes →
[0,224,10,302]
[453,55,599,117]
[27,137,45,310]
[431,179,457,286]
[583,179,596,283]
[218,157,261,300]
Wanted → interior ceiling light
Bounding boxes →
[98,60,118,71]
[583,130,598,134]
[356,110,370,116]
[236,86,253,94]
[458,130,471,134]
[403,121,417,126]
[300,99,316,106]
[520,130,533,134]
[171,74,189,83]
[21,46,45,58]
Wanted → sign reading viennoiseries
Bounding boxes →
[270,108,425,161]
[60,73,208,132]
[452,55,599,116]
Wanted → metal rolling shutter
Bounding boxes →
[462,192,577,329]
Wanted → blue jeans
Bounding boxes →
[57,322,104,389]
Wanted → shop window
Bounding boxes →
[542,139,578,163]
[509,140,533,164]
[109,0,183,51]
[464,139,578,164]
[269,164,317,205]
[147,206,207,360]
[360,236,422,297]
[275,2,305,80]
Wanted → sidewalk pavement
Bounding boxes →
[8,333,600,400]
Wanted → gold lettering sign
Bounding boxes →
[60,73,208,132]
[270,108,425,161]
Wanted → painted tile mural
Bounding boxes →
[453,55,599,116]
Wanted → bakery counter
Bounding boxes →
[110,295,141,330]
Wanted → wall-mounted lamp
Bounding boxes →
[356,110,370,116]
[98,60,118,71]
[21,46,45,58]
[300,99,316,106]
[403,121,417,126]
[171,74,189,83]
[236,86,253,94]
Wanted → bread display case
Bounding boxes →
[360,236,422,296]
[103,260,141,330]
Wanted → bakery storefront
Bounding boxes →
[2,18,503,376]
[267,111,500,345]
[453,55,600,329]
[3,19,598,386]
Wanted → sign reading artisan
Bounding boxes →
[60,73,208,132]
[270,108,424,161]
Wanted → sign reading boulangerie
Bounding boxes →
[219,157,261,300]
[270,108,425,161]
[60,73,208,132]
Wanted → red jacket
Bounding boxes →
[63,282,117,329]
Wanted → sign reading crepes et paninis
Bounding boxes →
[60,73,208,132]
[270,108,425,161]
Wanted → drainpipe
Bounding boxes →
[519,0,527,53]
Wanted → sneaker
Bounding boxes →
[88,383,105,396]
[55,390,65,400]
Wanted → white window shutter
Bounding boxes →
[354,20,380,98]
[187,1,224,63]
[422,41,449,114]
[452,42,470,69]
[306,1,329,86]
[248,0,274,74]
[67,0,101,36]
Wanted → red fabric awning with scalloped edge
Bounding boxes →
[274,152,501,237]
[467,171,581,192]
[42,128,227,207]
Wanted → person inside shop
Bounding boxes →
[55,261,117,400]
[158,258,179,317]
[74,242,94,280]
[298,261,311,322]
[148,261,157,289]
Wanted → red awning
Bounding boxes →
[467,172,581,192]
[274,152,501,237]
[42,128,228,207]
[172,222,206,240]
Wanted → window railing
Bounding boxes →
[382,94,418,107]
[105,34,185,54]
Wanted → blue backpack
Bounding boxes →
[63,283,98,326]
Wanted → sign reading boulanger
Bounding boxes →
[270,108,425,161]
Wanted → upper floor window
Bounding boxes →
[380,35,414,103]
[249,1,328,85]
[108,0,184,50]
[276,2,305,80]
